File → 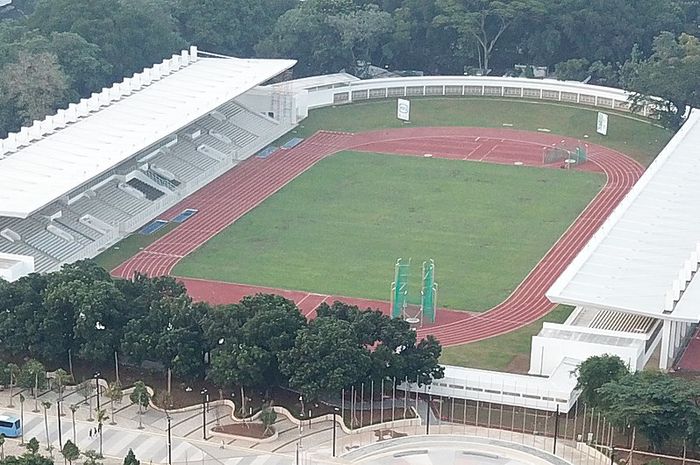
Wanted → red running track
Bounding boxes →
[113,127,644,346]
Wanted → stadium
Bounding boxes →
[0,46,698,415]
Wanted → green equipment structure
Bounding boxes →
[390,258,411,319]
[390,258,437,325]
[421,259,437,324]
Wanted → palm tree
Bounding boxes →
[96,408,109,457]
[0,433,6,459]
[53,369,71,416]
[69,404,79,444]
[6,363,19,408]
[41,401,52,451]
[105,382,122,425]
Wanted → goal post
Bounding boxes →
[543,140,588,165]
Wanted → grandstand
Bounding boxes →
[0,46,296,278]
[544,109,700,372]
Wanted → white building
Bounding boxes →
[546,110,700,371]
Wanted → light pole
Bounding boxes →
[94,372,101,413]
[166,411,172,465]
[19,394,24,445]
[332,407,340,457]
[56,399,62,450]
[201,389,208,440]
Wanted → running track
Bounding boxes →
[113,127,644,346]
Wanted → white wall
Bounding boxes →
[291,76,651,120]
[529,323,647,376]
[402,358,581,413]
[0,253,34,282]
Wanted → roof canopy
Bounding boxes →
[547,110,700,322]
[0,47,295,218]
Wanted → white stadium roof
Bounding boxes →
[547,110,700,322]
[0,47,295,218]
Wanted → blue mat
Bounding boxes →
[171,208,198,223]
[257,146,278,158]
[140,219,168,235]
[281,137,304,149]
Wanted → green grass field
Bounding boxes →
[173,151,603,311]
[439,305,573,371]
[96,97,669,272]
[290,98,671,166]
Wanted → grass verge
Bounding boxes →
[439,305,574,370]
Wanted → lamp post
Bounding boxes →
[93,372,101,413]
[426,386,432,435]
[332,407,340,457]
[166,411,172,465]
[201,388,208,440]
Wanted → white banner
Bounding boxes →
[397,98,410,121]
[596,112,609,135]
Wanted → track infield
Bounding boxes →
[172,151,604,311]
[112,127,644,346]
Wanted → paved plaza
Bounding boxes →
[0,384,609,465]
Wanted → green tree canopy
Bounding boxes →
[574,354,629,406]
[598,371,700,451]
[281,317,371,400]
[121,296,206,379]
[622,32,700,129]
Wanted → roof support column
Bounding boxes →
[669,321,678,360]
[659,319,672,371]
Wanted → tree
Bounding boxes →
[69,404,79,444]
[25,438,40,455]
[76,381,93,405]
[260,403,277,436]
[105,382,122,425]
[315,301,444,384]
[52,368,71,415]
[95,409,108,457]
[175,0,295,57]
[130,381,149,430]
[5,363,19,408]
[280,318,371,400]
[121,296,206,380]
[40,401,51,451]
[129,381,150,408]
[0,434,5,460]
[28,0,186,81]
[327,4,394,74]
[62,440,80,465]
[208,343,271,416]
[43,278,127,364]
[555,58,591,81]
[435,0,545,74]
[622,32,700,129]
[0,51,69,125]
[574,354,629,406]
[256,0,353,75]
[82,450,103,465]
[17,360,46,394]
[597,371,700,451]
[122,449,139,465]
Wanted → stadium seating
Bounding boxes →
[127,178,165,201]
[0,97,294,274]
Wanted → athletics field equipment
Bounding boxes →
[390,258,437,325]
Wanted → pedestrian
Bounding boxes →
[89,428,93,438]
